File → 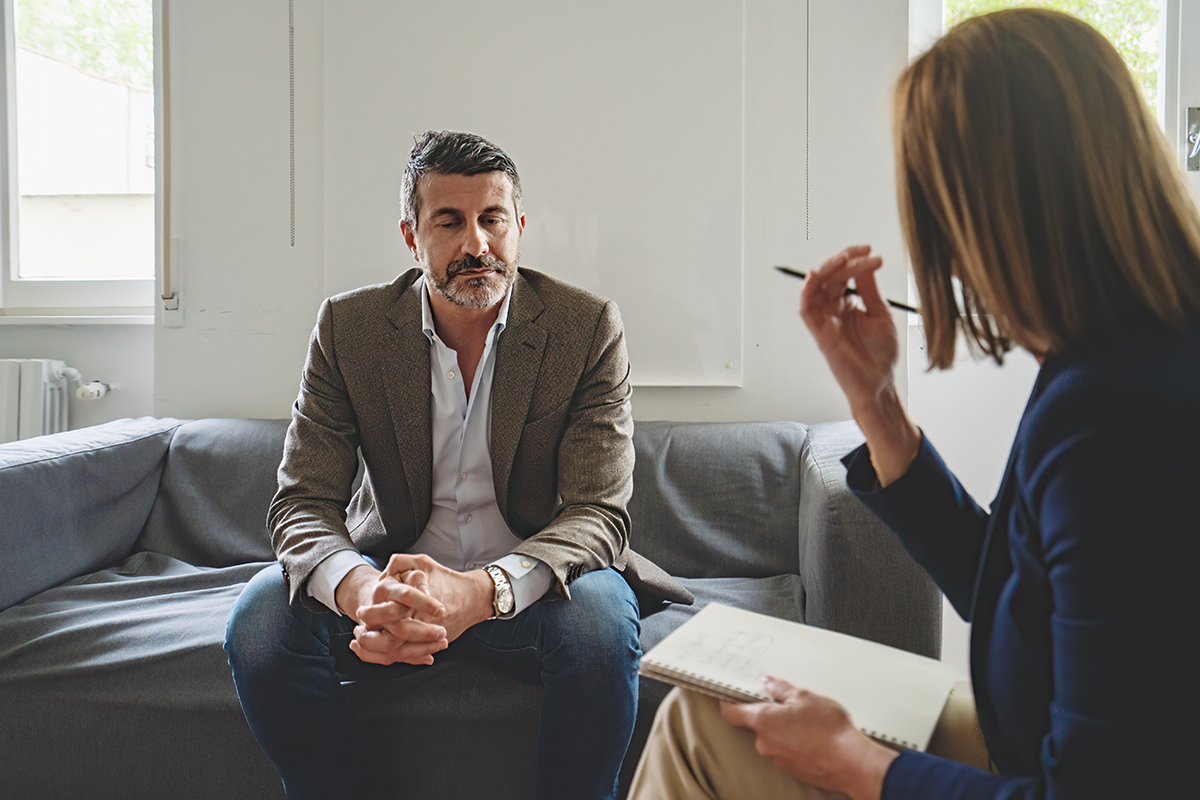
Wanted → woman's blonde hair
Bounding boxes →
[895,8,1200,368]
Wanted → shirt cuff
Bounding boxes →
[307,549,372,615]
[490,554,552,617]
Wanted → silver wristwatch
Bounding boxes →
[483,565,514,617]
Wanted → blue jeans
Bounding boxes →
[224,564,640,800]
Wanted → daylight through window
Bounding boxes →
[944,1,1162,112]
[14,0,154,281]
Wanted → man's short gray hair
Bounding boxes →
[400,130,523,230]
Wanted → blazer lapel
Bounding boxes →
[381,274,433,533]
[967,368,1048,771]
[491,272,547,520]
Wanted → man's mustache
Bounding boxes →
[447,254,507,279]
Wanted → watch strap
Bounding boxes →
[483,565,514,617]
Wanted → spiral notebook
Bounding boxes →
[639,603,958,752]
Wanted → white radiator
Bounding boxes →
[0,359,71,444]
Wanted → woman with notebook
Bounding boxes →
[629,8,1200,799]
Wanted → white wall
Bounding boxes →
[634,0,913,422]
[153,0,914,425]
[152,0,325,419]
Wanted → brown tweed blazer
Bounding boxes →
[269,267,691,613]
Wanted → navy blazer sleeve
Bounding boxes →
[845,343,1200,798]
[843,437,988,622]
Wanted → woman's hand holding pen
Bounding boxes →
[799,245,922,486]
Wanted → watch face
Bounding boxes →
[489,567,515,614]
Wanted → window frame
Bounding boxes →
[0,0,155,316]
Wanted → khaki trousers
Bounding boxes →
[628,682,986,800]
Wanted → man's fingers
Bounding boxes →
[355,615,446,645]
[349,636,447,666]
[403,569,431,595]
[369,575,445,619]
[384,553,436,577]
[357,599,408,629]
[350,616,448,666]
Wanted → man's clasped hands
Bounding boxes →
[332,554,497,666]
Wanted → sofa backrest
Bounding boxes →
[0,417,181,612]
[628,420,808,579]
[134,418,288,567]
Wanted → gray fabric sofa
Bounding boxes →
[0,416,940,799]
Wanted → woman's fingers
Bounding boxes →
[848,262,889,315]
[801,246,885,324]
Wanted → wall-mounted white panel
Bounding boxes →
[154,0,326,419]
[633,0,911,422]
[322,0,747,386]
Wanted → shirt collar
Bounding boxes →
[418,273,514,343]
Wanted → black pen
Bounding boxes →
[774,266,920,314]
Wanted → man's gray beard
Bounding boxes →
[425,255,517,310]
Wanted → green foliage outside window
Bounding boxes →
[16,0,153,89]
[945,1,1161,109]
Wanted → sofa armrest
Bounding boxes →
[798,420,941,658]
[0,417,182,612]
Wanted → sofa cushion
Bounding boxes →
[135,418,288,567]
[0,417,181,612]
[0,551,282,799]
[0,551,268,700]
[629,421,808,579]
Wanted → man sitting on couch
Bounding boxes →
[224,130,689,800]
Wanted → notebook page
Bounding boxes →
[642,603,958,750]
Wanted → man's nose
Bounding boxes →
[462,222,489,257]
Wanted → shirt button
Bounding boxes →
[467,562,477,570]
[521,559,532,569]
[465,514,473,523]
[460,472,468,481]
[448,370,456,379]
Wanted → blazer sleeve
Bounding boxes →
[885,413,1197,798]
[845,436,990,620]
[509,299,634,598]
[268,298,364,610]
[871,364,1199,799]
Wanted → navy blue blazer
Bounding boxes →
[847,325,1200,798]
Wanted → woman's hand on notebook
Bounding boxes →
[720,675,898,800]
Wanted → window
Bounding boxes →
[907,0,1172,313]
[1,0,155,313]
[944,1,1162,115]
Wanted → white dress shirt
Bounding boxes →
[306,276,553,617]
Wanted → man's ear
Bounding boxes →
[400,220,419,260]
[518,213,526,234]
